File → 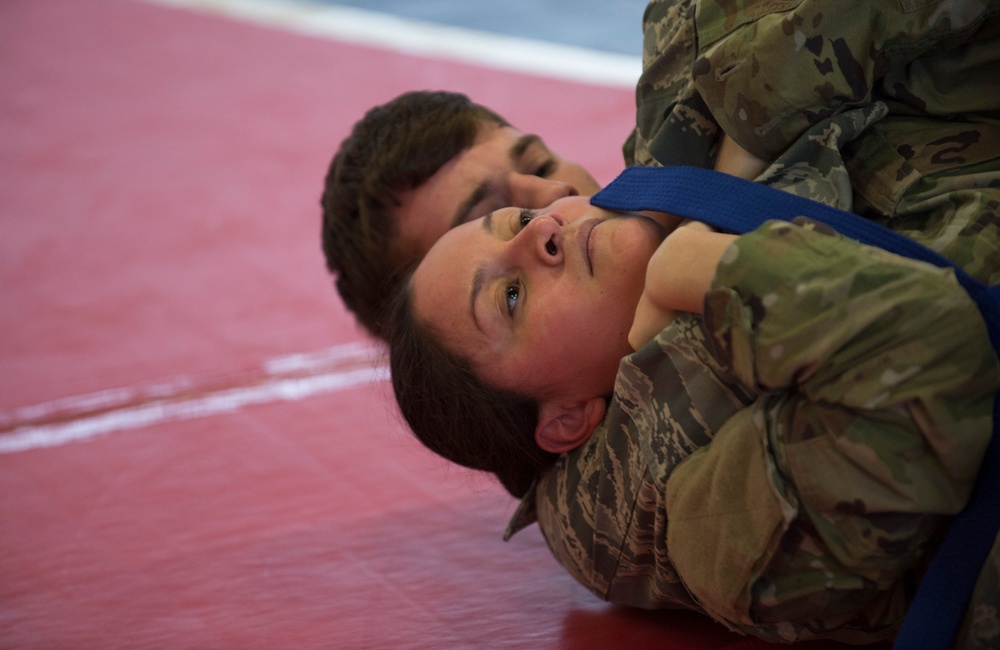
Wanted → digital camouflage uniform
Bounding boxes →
[505,0,1000,645]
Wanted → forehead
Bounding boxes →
[411,218,482,309]
[448,124,531,178]
[392,125,522,258]
[409,218,485,346]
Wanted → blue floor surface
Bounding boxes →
[312,0,650,56]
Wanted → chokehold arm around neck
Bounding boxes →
[628,135,766,350]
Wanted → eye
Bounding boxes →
[516,208,535,231]
[505,282,521,316]
[534,159,556,178]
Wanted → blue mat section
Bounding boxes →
[312,0,649,56]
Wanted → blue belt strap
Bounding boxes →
[592,165,1000,649]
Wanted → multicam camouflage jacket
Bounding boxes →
[625,0,1000,285]
[505,0,1000,645]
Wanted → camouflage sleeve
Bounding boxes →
[693,0,1000,160]
[663,220,1000,642]
[625,0,719,168]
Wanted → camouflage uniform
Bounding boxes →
[506,221,1000,643]
[505,0,1000,644]
[625,0,1000,285]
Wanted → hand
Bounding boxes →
[713,134,769,180]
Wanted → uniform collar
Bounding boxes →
[502,476,539,541]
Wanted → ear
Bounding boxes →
[534,397,607,454]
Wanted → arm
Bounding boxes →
[712,134,768,180]
[663,221,999,640]
[629,134,768,350]
[629,223,735,350]
[694,0,1000,160]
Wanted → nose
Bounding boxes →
[506,214,563,267]
[509,174,579,209]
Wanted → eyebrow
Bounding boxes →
[511,133,542,160]
[470,267,486,334]
[452,182,489,229]
[468,213,496,334]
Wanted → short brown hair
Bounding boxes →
[321,91,507,339]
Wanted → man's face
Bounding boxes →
[393,124,600,259]
[411,196,667,407]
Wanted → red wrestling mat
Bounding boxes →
[0,1,886,647]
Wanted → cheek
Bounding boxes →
[590,244,651,340]
[569,289,636,357]
[555,313,632,396]
[606,252,652,310]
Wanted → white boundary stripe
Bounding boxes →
[140,0,641,87]
[3,341,379,427]
[263,340,379,375]
[1,343,387,453]
[0,366,385,454]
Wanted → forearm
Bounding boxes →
[650,225,734,313]
[665,220,999,640]
[629,134,773,350]
[629,223,735,350]
[695,0,999,159]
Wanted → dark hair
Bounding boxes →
[387,282,559,499]
[321,91,508,340]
